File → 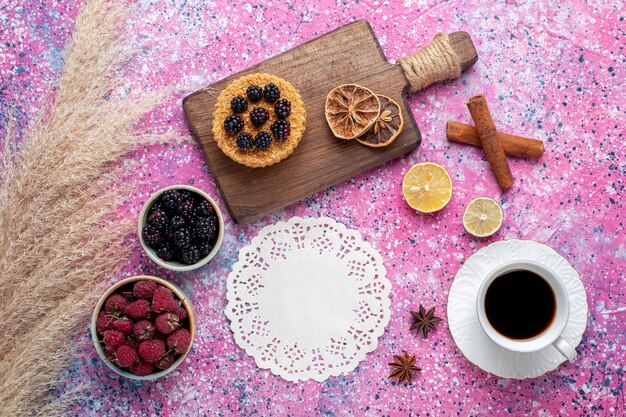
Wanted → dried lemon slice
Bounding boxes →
[462,197,504,237]
[402,162,452,213]
[325,84,380,140]
[356,95,404,147]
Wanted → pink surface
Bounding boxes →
[2,0,625,416]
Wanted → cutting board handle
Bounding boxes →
[398,31,478,93]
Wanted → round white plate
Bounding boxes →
[447,239,588,379]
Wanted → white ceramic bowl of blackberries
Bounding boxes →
[139,185,224,271]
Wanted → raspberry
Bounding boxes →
[142,224,162,248]
[254,131,272,150]
[155,312,180,334]
[181,246,201,265]
[133,280,157,300]
[130,360,154,376]
[231,95,248,113]
[236,132,254,150]
[161,190,182,211]
[177,200,194,217]
[133,320,156,342]
[138,339,166,363]
[167,329,191,354]
[156,244,176,262]
[121,291,134,300]
[114,345,138,368]
[224,115,244,134]
[263,83,281,102]
[147,209,168,229]
[173,228,191,249]
[193,200,215,218]
[124,300,150,319]
[155,352,176,370]
[174,305,188,320]
[96,311,115,334]
[104,294,127,314]
[270,119,291,142]
[246,85,263,102]
[103,330,126,353]
[122,335,137,349]
[113,316,134,335]
[250,107,270,127]
[152,286,179,313]
[274,99,291,119]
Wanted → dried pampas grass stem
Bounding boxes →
[0,0,179,415]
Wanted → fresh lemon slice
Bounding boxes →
[462,197,504,237]
[402,162,452,213]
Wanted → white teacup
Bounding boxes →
[476,260,576,360]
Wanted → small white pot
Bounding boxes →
[138,185,224,272]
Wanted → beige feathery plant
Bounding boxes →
[0,0,180,415]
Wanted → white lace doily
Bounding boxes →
[225,217,391,382]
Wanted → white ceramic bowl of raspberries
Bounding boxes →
[91,275,196,380]
[139,185,224,271]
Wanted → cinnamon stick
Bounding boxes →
[446,121,544,158]
[466,94,514,190]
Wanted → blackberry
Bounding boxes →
[156,244,175,262]
[161,190,182,212]
[149,201,164,213]
[162,226,175,241]
[170,215,186,231]
[147,209,168,229]
[246,85,263,102]
[231,95,248,113]
[250,107,270,127]
[263,83,280,102]
[254,131,272,150]
[274,99,291,119]
[198,241,214,257]
[270,119,291,141]
[173,228,191,249]
[142,224,162,248]
[178,189,193,199]
[194,217,218,240]
[180,246,201,265]
[236,132,254,150]
[224,115,244,134]
[177,200,194,217]
[194,200,215,218]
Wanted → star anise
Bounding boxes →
[410,304,442,338]
[388,352,422,383]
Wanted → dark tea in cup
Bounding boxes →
[476,260,576,360]
[484,270,556,339]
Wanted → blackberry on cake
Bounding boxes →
[246,85,263,102]
[250,107,270,127]
[274,99,291,119]
[254,131,272,150]
[270,119,291,141]
[223,115,244,134]
[236,132,254,150]
[230,95,248,113]
[263,83,281,102]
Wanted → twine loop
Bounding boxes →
[399,32,461,93]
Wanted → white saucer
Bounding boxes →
[447,239,588,379]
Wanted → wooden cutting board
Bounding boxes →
[183,20,477,224]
